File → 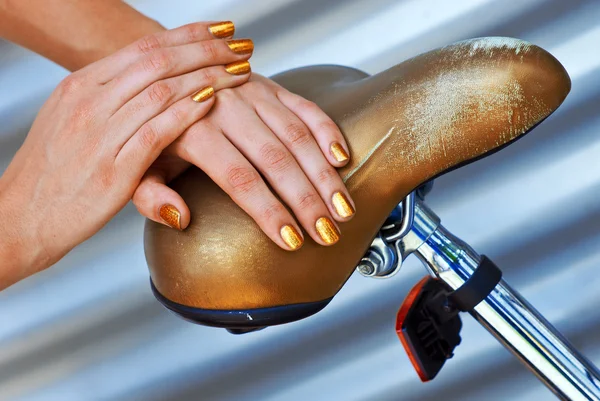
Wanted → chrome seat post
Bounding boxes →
[359,194,600,400]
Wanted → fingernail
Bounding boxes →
[159,204,182,230]
[191,86,214,102]
[315,217,340,245]
[208,21,235,38]
[330,142,349,162]
[226,39,254,54]
[225,60,251,75]
[280,225,303,251]
[332,192,355,218]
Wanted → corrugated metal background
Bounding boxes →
[1,0,599,399]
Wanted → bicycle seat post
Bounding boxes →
[369,197,600,400]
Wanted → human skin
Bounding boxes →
[0,22,257,289]
[0,1,355,288]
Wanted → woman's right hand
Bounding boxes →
[0,22,252,288]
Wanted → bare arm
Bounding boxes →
[0,0,164,70]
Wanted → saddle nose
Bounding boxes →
[144,37,570,329]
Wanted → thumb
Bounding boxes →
[133,164,191,230]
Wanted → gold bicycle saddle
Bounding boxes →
[144,37,570,331]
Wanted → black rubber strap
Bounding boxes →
[448,255,502,312]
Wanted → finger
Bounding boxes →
[171,122,304,251]
[108,61,251,147]
[133,162,191,230]
[105,38,254,113]
[276,89,351,167]
[82,21,236,83]
[255,99,356,222]
[114,87,216,181]
[215,92,341,246]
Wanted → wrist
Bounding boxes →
[0,178,51,289]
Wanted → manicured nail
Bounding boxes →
[280,225,303,251]
[191,86,214,102]
[226,39,254,54]
[330,142,349,162]
[315,217,340,245]
[208,21,235,38]
[225,60,251,75]
[159,204,182,230]
[332,192,355,218]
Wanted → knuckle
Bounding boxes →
[137,122,162,151]
[245,81,271,97]
[183,23,202,42]
[199,67,215,85]
[147,81,173,104]
[316,167,338,185]
[318,119,341,134]
[259,143,293,172]
[297,99,319,113]
[169,105,186,125]
[283,122,311,147]
[296,191,320,211]
[58,73,85,97]
[143,50,172,74]
[200,40,219,62]
[226,165,261,195]
[262,202,286,222]
[136,34,162,55]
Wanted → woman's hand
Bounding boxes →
[132,73,356,251]
[0,22,252,288]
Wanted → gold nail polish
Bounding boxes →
[280,225,303,250]
[332,192,355,218]
[315,217,340,245]
[225,60,251,75]
[330,142,349,162]
[159,204,182,230]
[226,39,254,54]
[208,21,235,38]
[191,86,214,102]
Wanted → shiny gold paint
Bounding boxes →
[330,142,349,162]
[226,39,254,54]
[225,60,251,75]
[191,86,214,102]
[315,217,340,245]
[208,21,235,39]
[280,225,303,251]
[332,192,355,218]
[145,37,571,310]
[158,204,181,231]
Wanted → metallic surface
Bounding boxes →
[224,59,251,75]
[356,234,399,278]
[158,204,181,230]
[226,39,254,54]
[406,200,600,400]
[330,141,349,162]
[332,191,355,218]
[145,37,571,310]
[315,217,340,245]
[208,21,235,39]
[280,224,303,250]
[3,1,600,399]
[191,85,215,103]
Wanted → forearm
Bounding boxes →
[0,0,165,71]
[0,177,49,289]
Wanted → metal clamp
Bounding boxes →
[356,191,416,278]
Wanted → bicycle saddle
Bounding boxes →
[144,37,570,331]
